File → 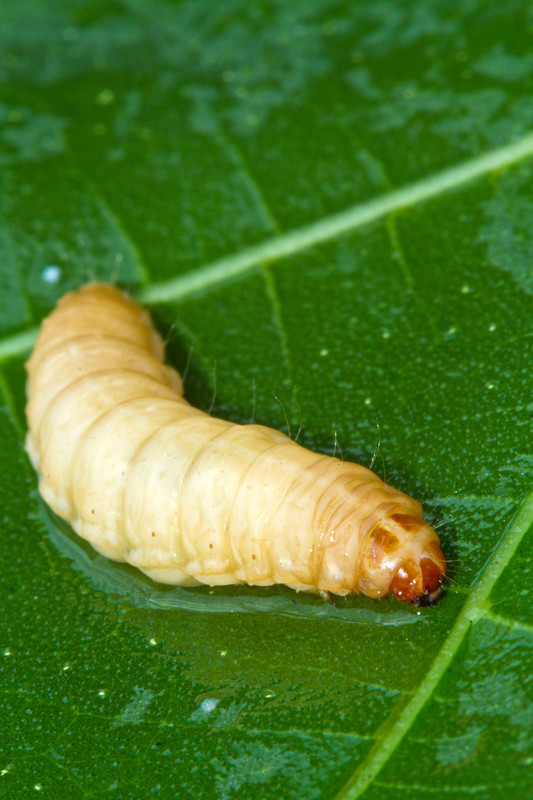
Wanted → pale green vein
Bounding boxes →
[217,124,280,235]
[216,128,299,401]
[87,176,150,285]
[0,328,38,363]
[242,728,371,742]
[334,490,533,800]
[3,131,533,363]
[261,267,295,399]
[485,609,533,636]
[0,368,25,438]
[376,780,512,794]
[216,128,297,392]
[385,213,439,340]
[64,136,150,286]
[138,130,533,305]
[431,494,515,507]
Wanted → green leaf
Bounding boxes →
[1,2,532,798]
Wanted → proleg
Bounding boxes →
[25,284,446,604]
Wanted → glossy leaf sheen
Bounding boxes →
[1,2,532,799]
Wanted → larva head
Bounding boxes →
[362,512,446,605]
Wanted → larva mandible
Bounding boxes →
[25,284,446,605]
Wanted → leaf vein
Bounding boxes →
[138,131,533,305]
[334,490,533,799]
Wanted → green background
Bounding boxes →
[1,1,532,798]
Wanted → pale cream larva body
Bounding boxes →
[25,284,446,604]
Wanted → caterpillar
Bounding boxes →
[25,284,446,605]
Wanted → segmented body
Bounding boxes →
[25,284,446,603]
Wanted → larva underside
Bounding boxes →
[25,284,446,605]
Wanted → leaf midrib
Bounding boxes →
[2,129,533,363]
[334,493,533,800]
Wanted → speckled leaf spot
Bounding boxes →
[25,284,446,604]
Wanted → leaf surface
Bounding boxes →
[1,2,532,798]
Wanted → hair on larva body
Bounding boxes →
[25,284,446,605]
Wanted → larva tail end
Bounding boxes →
[389,541,446,606]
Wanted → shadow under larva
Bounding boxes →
[39,500,425,627]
